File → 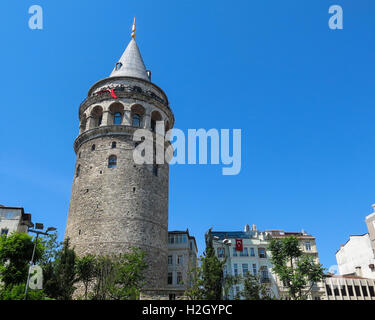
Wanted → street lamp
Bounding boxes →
[213,237,232,300]
[24,223,56,300]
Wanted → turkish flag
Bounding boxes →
[108,88,118,99]
[235,239,243,251]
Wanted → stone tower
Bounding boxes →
[65,20,174,290]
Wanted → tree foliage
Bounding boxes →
[90,248,147,300]
[268,236,325,300]
[185,228,225,300]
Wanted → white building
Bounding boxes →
[336,205,375,280]
[0,206,31,236]
[212,225,279,299]
[336,234,375,279]
[365,204,375,253]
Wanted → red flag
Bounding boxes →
[235,239,243,251]
[107,88,117,99]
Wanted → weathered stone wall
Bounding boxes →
[65,75,173,291]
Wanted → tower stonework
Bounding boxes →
[64,26,174,291]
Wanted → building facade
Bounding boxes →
[336,234,375,279]
[0,205,31,236]
[323,274,375,300]
[64,21,174,291]
[212,225,325,300]
[365,204,375,254]
[336,205,375,280]
[167,230,198,299]
[212,225,279,300]
[267,229,326,300]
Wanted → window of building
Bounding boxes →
[177,272,182,285]
[168,255,173,265]
[305,242,312,251]
[217,247,225,258]
[232,248,237,257]
[362,286,368,297]
[250,247,255,257]
[168,234,174,244]
[190,242,193,250]
[108,155,117,168]
[242,264,249,276]
[76,164,80,177]
[1,229,8,236]
[91,144,95,151]
[258,248,266,258]
[234,264,238,276]
[98,115,102,126]
[340,285,347,296]
[347,285,354,296]
[153,165,158,177]
[115,62,122,71]
[169,294,176,300]
[132,113,141,127]
[168,272,173,285]
[243,247,248,256]
[111,141,116,149]
[177,255,183,265]
[260,267,269,281]
[354,285,361,296]
[114,112,122,125]
[325,285,332,296]
[252,264,257,276]
[368,286,375,297]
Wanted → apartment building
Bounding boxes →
[167,230,198,299]
[212,224,279,299]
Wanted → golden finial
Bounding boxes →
[131,17,136,39]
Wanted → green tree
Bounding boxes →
[185,228,226,300]
[240,273,271,300]
[268,236,325,300]
[222,274,241,300]
[91,248,148,300]
[0,232,43,288]
[76,254,96,299]
[43,237,77,300]
[0,283,49,300]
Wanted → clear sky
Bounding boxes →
[1,0,374,271]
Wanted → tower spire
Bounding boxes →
[131,17,136,39]
[110,17,149,81]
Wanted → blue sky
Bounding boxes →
[1,0,374,271]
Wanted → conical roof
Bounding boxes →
[110,37,149,81]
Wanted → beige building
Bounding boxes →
[0,205,32,236]
[167,230,198,299]
[267,229,326,300]
[324,274,375,300]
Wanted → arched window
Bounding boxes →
[132,114,141,127]
[151,111,162,132]
[153,164,158,176]
[91,144,95,151]
[97,115,102,126]
[108,155,117,168]
[76,165,80,177]
[111,141,116,149]
[115,62,122,71]
[114,112,122,125]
